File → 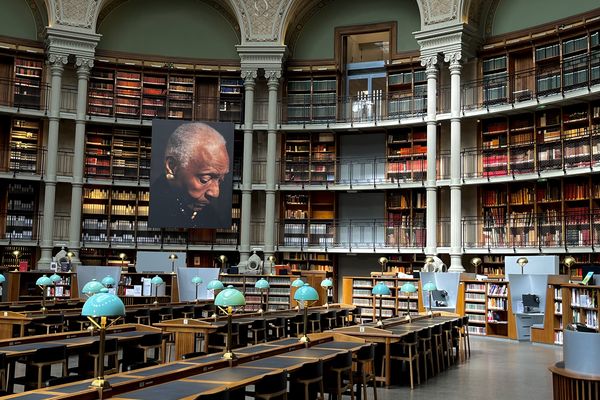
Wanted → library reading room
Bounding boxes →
[0,0,599,399]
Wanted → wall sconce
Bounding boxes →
[378,257,388,274]
[517,257,528,275]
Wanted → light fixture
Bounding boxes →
[400,282,417,321]
[564,256,576,284]
[293,283,319,343]
[291,277,304,287]
[372,282,391,327]
[424,256,434,271]
[101,275,116,288]
[254,278,270,313]
[423,281,437,317]
[49,273,62,301]
[151,275,164,305]
[214,285,246,359]
[517,257,528,275]
[219,255,228,272]
[67,251,74,259]
[192,276,203,303]
[82,289,126,389]
[320,278,333,308]
[470,257,482,275]
[36,275,53,313]
[378,257,388,274]
[207,279,224,319]
[82,279,105,297]
[119,253,126,271]
[169,253,178,274]
[12,250,20,271]
[267,255,276,273]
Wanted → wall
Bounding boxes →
[97,0,239,59]
[0,0,37,41]
[293,0,421,60]
[339,132,386,183]
[337,192,385,246]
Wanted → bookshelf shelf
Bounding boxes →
[9,118,40,173]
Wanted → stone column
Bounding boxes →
[38,53,68,268]
[446,52,465,272]
[239,69,257,264]
[421,55,439,258]
[263,70,280,274]
[67,57,93,266]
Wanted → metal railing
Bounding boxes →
[0,77,49,112]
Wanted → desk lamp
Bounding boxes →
[320,278,333,308]
[101,275,116,290]
[192,276,204,303]
[470,257,482,275]
[82,289,126,389]
[517,257,528,275]
[400,282,417,321]
[423,281,437,317]
[294,283,319,343]
[378,257,388,274]
[12,250,20,271]
[291,277,305,310]
[82,279,105,298]
[214,285,245,360]
[207,279,225,319]
[267,255,276,274]
[49,273,62,301]
[255,278,270,314]
[151,275,164,305]
[372,282,391,327]
[169,253,178,274]
[564,256,576,283]
[36,275,53,313]
[219,255,228,272]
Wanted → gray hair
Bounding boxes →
[165,123,226,167]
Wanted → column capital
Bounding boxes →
[445,52,463,73]
[265,70,281,88]
[241,69,258,87]
[75,56,94,76]
[420,54,440,76]
[47,53,68,72]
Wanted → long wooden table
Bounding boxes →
[2,333,367,400]
[334,314,459,386]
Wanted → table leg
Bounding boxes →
[385,339,391,387]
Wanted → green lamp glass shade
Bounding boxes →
[423,281,437,292]
[192,276,203,285]
[82,292,126,317]
[401,282,417,293]
[49,273,62,284]
[320,278,333,288]
[294,283,319,301]
[150,276,164,286]
[36,275,53,286]
[101,276,116,287]
[291,278,304,287]
[207,280,224,290]
[255,278,270,289]
[0,274,5,284]
[372,282,391,296]
[82,279,105,295]
[214,286,246,307]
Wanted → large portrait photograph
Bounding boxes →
[149,120,234,229]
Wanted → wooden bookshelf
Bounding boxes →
[280,252,335,273]
[482,55,508,105]
[13,58,43,108]
[508,113,535,174]
[219,77,243,121]
[219,274,297,311]
[386,127,427,182]
[168,75,194,119]
[141,73,167,119]
[117,272,178,305]
[387,68,426,116]
[564,283,600,332]
[0,246,35,271]
[214,190,240,245]
[286,73,337,123]
[5,271,77,302]
[281,192,335,247]
[535,42,561,95]
[282,132,337,184]
[88,69,115,116]
[3,182,37,241]
[385,189,426,248]
[481,117,508,177]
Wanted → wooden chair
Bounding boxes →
[289,359,325,400]
[441,321,455,367]
[431,323,444,373]
[0,353,7,392]
[14,345,68,390]
[289,314,304,337]
[418,327,434,382]
[249,319,267,344]
[352,344,377,400]
[461,316,471,359]
[387,332,420,389]
[324,351,354,400]
[69,338,119,377]
[267,317,286,340]
[137,332,164,363]
[36,314,65,334]
[308,312,321,333]
[254,370,288,400]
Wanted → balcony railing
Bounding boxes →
[0,77,49,112]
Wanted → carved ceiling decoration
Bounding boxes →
[232,0,288,42]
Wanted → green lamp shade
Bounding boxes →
[423,281,437,292]
[0,274,5,284]
[372,282,391,296]
[192,276,203,285]
[101,275,116,287]
[151,276,164,286]
[49,273,62,284]
[82,292,126,317]
[214,286,246,307]
[291,278,304,287]
[294,283,319,301]
[255,278,270,289]
[36,275,53,286]
[401,282,417,293]
[207,280,224,290]
[82,279,105,295]
[320,278,333,288]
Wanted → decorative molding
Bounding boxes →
[233,0,287,42]
[45,27,100,59]
[415,23,481,61]
[54,0,98,29]
[265,69,282,81]
[444,51,462,65]
[241,69,258,83]
[484,0,501,37]
[47,53,69,72]
[25,0,48,39]
[421,0,459,26]
[420,54,440,73]
[237,44,287,72]
[75,56,94,74]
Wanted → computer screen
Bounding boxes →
[432,290,448,302]
[522,294,540,309]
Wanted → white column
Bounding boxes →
[67,57,93,266]
[421,55,439,257]
[239,70,257,264]
[38,53,68,268]
[446,52,465,272]
[263,70,280,273]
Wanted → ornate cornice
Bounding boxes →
[233,0,287,42]
[237,44,287,72]
[415,23,480,61]
[45,27,100,59]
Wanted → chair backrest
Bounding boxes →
[401,332,418,345]
[418,327,432,339]
[194,389,229,400]
[44,375,81,387]
[308,312,320,321]
[43,314,64,325]
[182,351,207,360]
[32,345,67,364]
[139,332,163,347]
[292,359,323,381]
[462,315,469,325]
[0,352,6,369]
[252,319,266,330]
[355,344,375,362]
[329,351,353,370]
[431,324,443,335]
[125,360,159,371]
[255,370,288,395]
[91,338,118,355]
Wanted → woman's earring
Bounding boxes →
[166,173,174,180]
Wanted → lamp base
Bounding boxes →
[90,378,111,389]
[375,320,383,327]
[222,351,237,360]
[299,335,309,343]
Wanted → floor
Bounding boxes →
[377,336,562,400]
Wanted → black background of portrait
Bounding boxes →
[149,119,234,228]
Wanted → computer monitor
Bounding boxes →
[522,294,540,313]
[432,290,448,307]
